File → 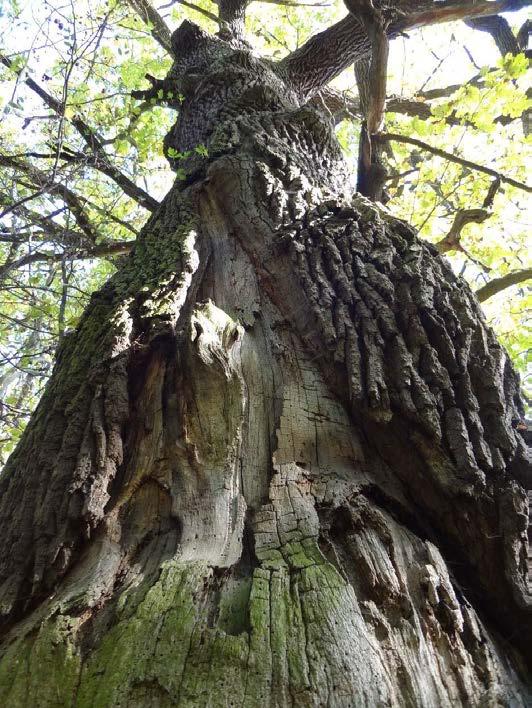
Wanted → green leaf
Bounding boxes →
[194,144,208,157]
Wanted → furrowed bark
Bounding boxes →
[218,0,250,37]
[0,19,530,707]
[279,0,530,97]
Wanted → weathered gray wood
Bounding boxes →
[0,19,530,707]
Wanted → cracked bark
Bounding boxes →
[0,19,530,707]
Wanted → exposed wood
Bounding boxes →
[0,15,530,707]
[435,208,490,253]
[346,0,388,135]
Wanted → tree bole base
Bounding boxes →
[0,192,530,706]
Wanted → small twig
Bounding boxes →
[159,0,220,20]
[377,132,532,194]
[0,53,159,211]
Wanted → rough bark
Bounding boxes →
[0,19,530,707]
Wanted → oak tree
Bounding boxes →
[0,0,530,704]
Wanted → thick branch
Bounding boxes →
[348,0,388,133]
[393,0,530,33]
[279,14,367,97]
[346,1,390,201]
[218,0,249,36]
[280,0,530,96]
[378,132,532,193]
[347,2,389,200]
[465,15,519,54]
[476,268,532,302]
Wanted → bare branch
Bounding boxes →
[311,87,361,122]
[476,268,532,302]
[0,155,98,241]
[317,78,523,129]
[0,242,133,282]
[377,132,532,193]
[0,159,139,238]
[313,87,462,124]
[0,201,92,249]
[123,0,174,54]
[432,180,499,254]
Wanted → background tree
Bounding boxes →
[0,0,530,704]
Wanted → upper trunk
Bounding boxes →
[0,20,530,707]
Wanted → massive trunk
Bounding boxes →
[0,21,530,707]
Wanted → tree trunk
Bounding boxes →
[0,21,530,707]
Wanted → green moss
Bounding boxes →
[77,561,204,706]
[0,538,359,706]
[217,577,252,635]
[0,616,81,707]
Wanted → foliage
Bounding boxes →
[379,36,530,394]
[0,0,530,464]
